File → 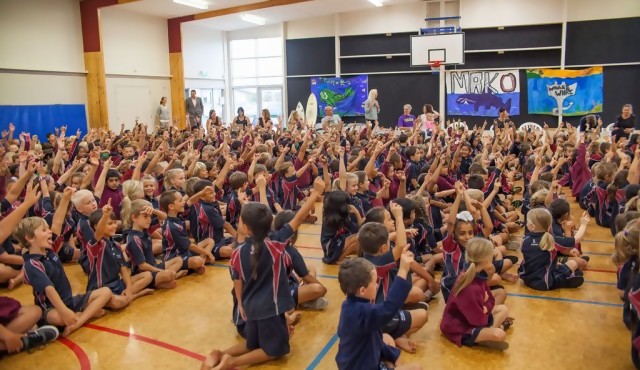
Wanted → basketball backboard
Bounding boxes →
[410,33,465,66]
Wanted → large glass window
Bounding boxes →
[230,37,284,124]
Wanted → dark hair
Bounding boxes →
[229,171,248,190]
[614,211,640,235]
[240,203,273,280]
[89,209,116,229]
[393,198,416,221]
[237,107,244,114]
[398,134,408,144]
[106,169,121,181]
[499,108,506,113]
[467,174,485,190]
[193,179,213,195]
[424,104,434,113]
[364,207,386,224]
[159,190,180,212]
[273,210,296,244]
[548,198,570,221]
[358,222,389,255]
[405,146,417,159]
[190,89,196,93]
[338,258,375,295]
[625,184,640,202]
[323,191,351,229]
[469,163,487,175]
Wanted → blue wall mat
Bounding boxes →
[0,104,87,141]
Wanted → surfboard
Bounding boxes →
[305,93,318,129]
[296,102,305,124]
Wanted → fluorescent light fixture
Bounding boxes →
[173,0,208,10]
[241,14,266,25]
[368,0,383,7]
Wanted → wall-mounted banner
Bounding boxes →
[310,75,368,117]
[526,66,603,116]
[446,69,520,117]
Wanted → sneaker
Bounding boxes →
[581,255,590,263]
[300,297,328,310]
[22,326,59,352]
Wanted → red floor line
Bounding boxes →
[84,323,205,362]
[58,337,91,370]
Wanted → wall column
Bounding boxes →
[168,16,194,130]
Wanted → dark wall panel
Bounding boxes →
[601,65,640,123]
[465,24,562,50]
[460,49,560,70]
[286,37,335,76]
[566,17,640,66]
[340,32,413,56]
[286,77,312,117]
[341,56,431,74]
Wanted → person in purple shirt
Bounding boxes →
[397,104,416,131]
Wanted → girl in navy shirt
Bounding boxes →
[321,191,361,264]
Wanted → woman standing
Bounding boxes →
[364,89,380,126]
[232,107,250,129]
[156,97,170,129]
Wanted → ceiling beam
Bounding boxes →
[192,0,313,21]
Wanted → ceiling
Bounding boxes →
[116,0,424,31]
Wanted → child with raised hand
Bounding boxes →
[440,238,513,351]
[87,200,154,309]
[126,199,186,290]
[72,189,99,274]
[548,198,592,260]
[519,208,586,291]
[189,180,235,261]
[321,190,361,264]
[612,221,640,329]
[335,248,422,370]
[201,203,295,370]
[17,193,111,336]
[49,187,81,264]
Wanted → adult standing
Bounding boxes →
[185,90,204,130]
[495,108,509,130]
[231,107,250,129]
[613,104,636,142]
[321,106,342,131]
[156,96,170,129]
[397,104,415,131]
[364,89,380,126]
[417,103,439,137]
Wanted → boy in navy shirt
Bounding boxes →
[226,172,249,228]
[190,180,235,260]
[335,251,422,370]
[160,190,208,274]
[404,146,422,191]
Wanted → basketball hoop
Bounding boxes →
[429,61,442,75]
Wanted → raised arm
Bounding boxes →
[93,158,112,199]
[0,184,41,243]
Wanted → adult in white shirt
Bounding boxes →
[321,106,342,131]
[417,103,439,137]
[156,96,170,129]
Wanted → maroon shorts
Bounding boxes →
[0,296,22,326]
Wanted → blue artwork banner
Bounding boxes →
[446,69,520,116]
[526,67,603,116]
[311,75,368,117]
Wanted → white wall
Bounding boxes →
[286,14,335,39]
[0,0,87,109]
[566,0,640,21]
[182,23,225,82]
[100,6,171,131]
[339,1,427,36]
[227,24,282,40]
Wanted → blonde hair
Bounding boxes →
[368,89,378,101]
[194,162,206,177]
[346,173,358,187]
[527,208,555,251]
[613,222,640,265]
[128,199,152,229]
[529,189,549,209]
[13,217,48,248]
[453,238,494,295]
[71,189,93,207]
[466,189,484,202]
[121,180,145,229]
[164,168,183,191]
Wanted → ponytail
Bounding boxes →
[240,202,274,280]
[121,196,133,229]
[612,223,640,265]
[607,183,618,203]
[539,232,555,252]
[453,262,477,296]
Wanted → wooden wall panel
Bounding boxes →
[84,51,109,130]
[170,52,186,130]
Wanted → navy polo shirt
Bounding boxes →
[86,237,127,291]
[162,216,192,262]
[190,201,225,243]
[229,234,295,320]
[364,251,397,304]
[126,229,157,275]
[23,250,74,310]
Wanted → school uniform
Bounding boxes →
[86,236,128,294]
[589,181,624,227]
[458,156,473,177]
[229,235,295,357]
[320,218,359,264]
[412,219,438,260]
[50,217,77,263]
[355,190,377,215]
[518,231,584,291]
[126,229,161,288]
[162,216,192,270]
[226,190,242,228]
[441,234,466,302]
[279,174,305,211]
[23,250,91,325]
[75,213,94,274]
[618,256,639,329]
[440,271,495,347]
[335,276,411,370]
[248,184,278,213]
[405,159,422,191]
[190,201,231,259]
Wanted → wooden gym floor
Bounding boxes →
[1,188,632,370]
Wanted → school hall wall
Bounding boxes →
[100,6,171,133]
[284,0,640,127]
[182,22,225,91]
[0,0,87,108]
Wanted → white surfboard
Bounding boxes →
[296,101,305,123]
[305,93,318,129]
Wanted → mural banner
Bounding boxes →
[446,69,520,116]
[310,75,368,117]
[526,67,603,116]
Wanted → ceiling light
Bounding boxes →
[173,0,208,10]
[241,14,266,25]
[368,0,383,7]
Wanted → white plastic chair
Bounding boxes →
[519,122,543,132]
[450,120,468,131]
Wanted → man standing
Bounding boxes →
[397,104,415,131]
[185,90,204,130]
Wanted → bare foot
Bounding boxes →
[201,349,222,370]
[137,288,155,298]
[196,266,206,275]
[176,270,188,279]
[395,336,417,354]
[213,353,233,370]
[8,277,21,290]
[93,309,107,319]
[287,311,302,326]
[501,272,518,283]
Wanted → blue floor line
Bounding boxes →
[584,280,616,286]
[306,333,339,370]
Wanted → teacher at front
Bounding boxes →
[397,104,416,131]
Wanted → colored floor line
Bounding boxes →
[58,337,91,370]
[584,280,616,286]
[506,293,622,307]
[585,268,617,273]
[84,323,205,362]
[306,333,339,370]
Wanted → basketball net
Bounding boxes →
[429,61,442,75]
